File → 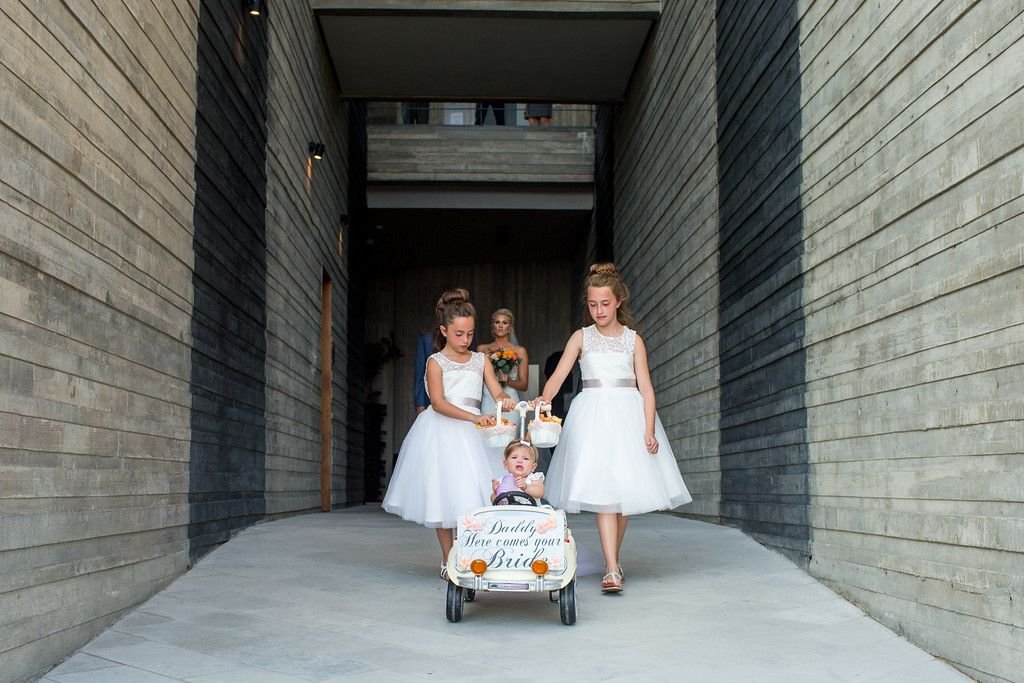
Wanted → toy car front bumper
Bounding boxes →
[450,573,571,592]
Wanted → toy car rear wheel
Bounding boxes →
[559,579,577,625]
[446,582,464,622]
[465,589,476,602]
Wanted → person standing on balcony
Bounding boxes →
[402,101,430,124]
[474,101,505,125]
[526,103,553,126]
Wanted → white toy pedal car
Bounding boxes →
[445,495,578,625]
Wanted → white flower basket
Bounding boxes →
[528,420,561,448]
[482,424,516,449]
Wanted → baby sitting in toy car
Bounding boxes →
[491,440,545,503]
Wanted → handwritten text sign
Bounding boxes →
[456,509,566,572]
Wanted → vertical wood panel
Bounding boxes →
[614,0,721,522]
[263,0,352,516]
[320,272,333,511]
[188,0,269,560]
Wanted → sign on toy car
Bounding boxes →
[456,509,566,572]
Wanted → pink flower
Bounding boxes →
[536,515,558,534]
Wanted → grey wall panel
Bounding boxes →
[188,0,269,560]
[0,1,197,679]
[799,2,1024,680]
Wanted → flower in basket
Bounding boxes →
[489,347,520,378]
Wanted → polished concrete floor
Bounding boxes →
[43,505,970,682]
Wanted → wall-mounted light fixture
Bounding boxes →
[309,142,326,160]
[243,0,265,17]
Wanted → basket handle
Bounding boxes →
[515,401,531,440]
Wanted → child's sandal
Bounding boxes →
[601,571,623,593]
[618,564,625,582]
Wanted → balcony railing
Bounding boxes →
[367,102,594,128]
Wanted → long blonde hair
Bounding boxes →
[491,308,519,346]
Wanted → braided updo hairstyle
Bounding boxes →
[434,288,476,352]
[584,262,637,328]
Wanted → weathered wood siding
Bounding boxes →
[614,0,721,522]
[617,1,1023,676]
[799,3,1024,681]
[263,1,353,516]
[368,125,595,184]
[0,1,197,679]
[188,0,271,560]
[715,0,809,562]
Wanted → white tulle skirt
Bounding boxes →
[545,388,692,515]
[382,408,493,528]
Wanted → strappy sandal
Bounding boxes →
[440,564,449,581]
[618,564,625,582]
[601,571,623,593]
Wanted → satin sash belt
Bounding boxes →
[582,378,637,389]
[452,397,482,409]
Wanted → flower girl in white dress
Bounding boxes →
[538,264,691,594]
[383,289,515,577]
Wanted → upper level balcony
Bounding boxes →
[312,1,659,101]
[365,103,596,210]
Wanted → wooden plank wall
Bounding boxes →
[0,2,197,680]
[369,262,573,489]
[187,0,270,560]
[798,2,1024,681]
[263,1,352,516]
[367,125,595,184]
[714,0,809,562]
[613,0,721,522]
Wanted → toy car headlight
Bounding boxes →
[531,560,548,576]
[470,559,487,575]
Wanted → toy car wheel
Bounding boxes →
[446,581,464,622]
[465,589,476,602]
[559,579,577,625]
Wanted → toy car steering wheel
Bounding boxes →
[492,491,538,506]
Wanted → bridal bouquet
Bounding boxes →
[489,348,520,377]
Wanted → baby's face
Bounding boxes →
[504,448,537,477]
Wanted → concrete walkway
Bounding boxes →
[44,506,970,682]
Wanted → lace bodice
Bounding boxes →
[580,325,637,382]
[426,351,485,413]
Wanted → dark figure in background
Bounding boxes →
[475,101,505,126]
[544,351,573,421]
[413,331,434,414]
[537,350,573,474]
[402,101,430,124]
